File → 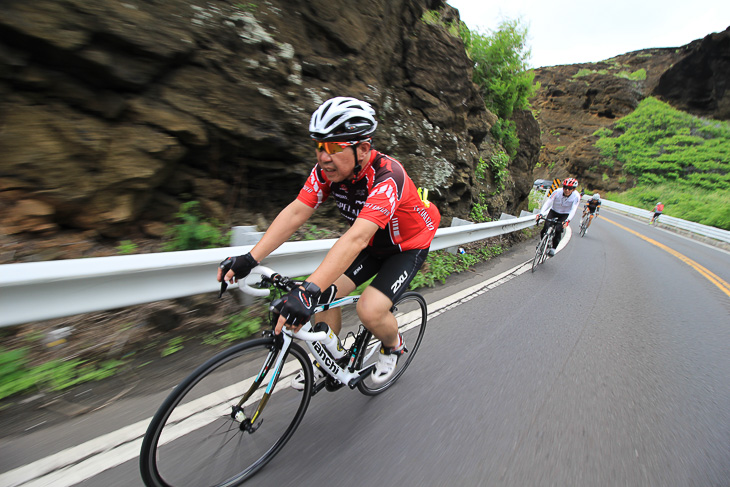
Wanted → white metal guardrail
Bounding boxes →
[596,198,730,244]
[0,214,538,327]
[2,199,726,328]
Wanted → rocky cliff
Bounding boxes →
[531,26,730,192]
[0,0,540,263]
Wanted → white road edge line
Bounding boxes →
[0,229,571,487]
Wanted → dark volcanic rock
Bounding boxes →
[0,0,540,260]
[654,28,730,120]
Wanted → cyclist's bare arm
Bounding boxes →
[275,217,379,334]
[220,200,315,283]
[307,217,378,289]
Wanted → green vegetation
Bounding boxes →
[606,183,730,229]
[421,11,536,188]
[528,188,544,212]
[460,19,537,158]
[475,157,488,180]
[161,337,185,357]
[409,245,505,289]
[0,347,122,401]
[573,67,645,80]
[204,310,262,345]
[421,9,468,38]
[116,240,138,255]
[617,68,646,80]
[235,3,257,12]
[469,194,491,222]
[594,97,730,229]
[163,201,231,251]
[489,151,510,193]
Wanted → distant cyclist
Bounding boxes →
[582,193,601,231]
[535,178,580,256]
[651,202,664,224]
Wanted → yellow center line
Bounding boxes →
[602,217,730,299]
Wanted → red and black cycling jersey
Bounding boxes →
[586,199,601,212]
[297,150,441,255]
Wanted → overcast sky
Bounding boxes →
[446,0,730,68]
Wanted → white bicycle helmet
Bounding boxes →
[309,97,377,142]
[592,193,600,200]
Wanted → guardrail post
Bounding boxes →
[447,217,474,254]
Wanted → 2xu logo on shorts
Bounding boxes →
[391,270,408,294]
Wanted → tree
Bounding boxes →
[461,19,537,156]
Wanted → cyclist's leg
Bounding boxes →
[551,212,568,248]
[358,249,428,348]
[588,211,594,227]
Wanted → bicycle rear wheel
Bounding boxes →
[357,292,427,396]
[140,338,312,487]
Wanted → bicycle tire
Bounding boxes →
[532,233,548,272]
[540,228,553,263]
[579,216,588,237]
[140,338,312,487]
[357,292,427,396]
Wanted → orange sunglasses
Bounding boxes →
[314,141,356,154]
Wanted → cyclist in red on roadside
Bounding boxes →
[651,202,664,224]
[218,96,440,386]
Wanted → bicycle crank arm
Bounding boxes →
[347,365,376,389]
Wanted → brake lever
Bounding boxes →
[218,258,233,299]
[219,280,228,299]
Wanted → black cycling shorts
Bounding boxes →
[344,248,429,303]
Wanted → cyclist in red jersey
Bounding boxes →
[651,202,664,224]
[218,96,440,385]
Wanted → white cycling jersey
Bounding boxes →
[539,188,581,221]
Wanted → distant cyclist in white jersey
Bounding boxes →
[535,178,580,256]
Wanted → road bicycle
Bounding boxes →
[532,216,560,272]
[579,210,597,237]
[579,212,589,237]
[140,266,428,487]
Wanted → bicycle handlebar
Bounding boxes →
[238,266,276,297]
[224,266,330,341]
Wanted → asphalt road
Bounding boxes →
[3,209,729,487]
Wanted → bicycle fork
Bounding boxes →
[231,332,292,433]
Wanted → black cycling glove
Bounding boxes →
[219,252,258,280]
[280,281,321,328]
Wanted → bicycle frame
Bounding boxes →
[296,295,379,388]
[239,267,380,390]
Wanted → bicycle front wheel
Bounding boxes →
[140,338,312,487]
[532,234,547,272]
[580,217,587,237]
[541,230,552,263]
[358,292,427,396]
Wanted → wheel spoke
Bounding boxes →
[141,339,312,486]
[358,292,427,395]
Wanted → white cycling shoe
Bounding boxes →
[370,333,405,385]
[291,364,324,391]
